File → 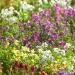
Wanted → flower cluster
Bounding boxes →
[20,4,74,48]
[20,1,34,11]
[0,1,75,75]
[1,6,18,23]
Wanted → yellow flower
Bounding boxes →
[5,42,10,48]
[63,64,67,68]
[51,64,58,72]
[73,70,75,72]
[14,40,19,45]
[38,48,43,53]
[22,46,30,52]
[31,49,35,54]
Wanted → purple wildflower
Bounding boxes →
[59,41,66,46]
[46,20,51,25]
[64,9,69,16]
[54,3,60,15]
[69,72,75,75]
[17,22,23,26]
[51,33,58,40]
[32,31,40,42]
[31,64,35,72]
[59,69,68,75]
[44,9,50,16]
[22,36,29,46]
[64,8,75,17]
[19,63,24,69]
[48,39,54,45]
[54,3,61,21]
[32,13,40,22]
[27,43,32,49]
[24,64,28,73]
[13,61,19,70]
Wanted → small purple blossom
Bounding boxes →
[59,69,68,75]
[32,31,40,42]
[24,64,28,73]
[19,63,24,69]
[48,39,54,45]
[51,33,58,40]
[64,8,75,17]
[59,41,66,46]
[44,9,50,16]
[32,13,40,22]
[17,22,23,26]
[27,43,32,49]
[23,36,29,46]
[69,72,75,75]
[31,64,35,72]
[64,9,69,16]
[12,61,19,70]
[54,3,60,15]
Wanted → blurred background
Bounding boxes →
[0,0,75,10]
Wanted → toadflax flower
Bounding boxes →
[24,64,28,73]
[40,70,47,75]
[44,9,50,16]
[64,43,71,49]
[19,63,24,69]
[54,3,61,15]
[53,3,61,21]
[22,36,29,46]
[59,69,68,75]
[59,41,66,46]
[32,31,40,42]
[13,61,19,70]
[32,13,40,22]
[69,72,75,75]
[31,64,35,72]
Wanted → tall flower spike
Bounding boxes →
[24,64,28,73]
[32,13,40,22]
[32,31,40,43]
[31,64,35,72]
[19,63,24,69]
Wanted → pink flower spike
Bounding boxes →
[24,64,28,73]
[31,64,35,72]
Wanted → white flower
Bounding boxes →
[68,65,74,71]
[59,50,66,56]
[53,48,66,56]
[50,0,71,7]
[38,48,43,53]
[8,16,17,23]
[38,8,43,12]
[42,50,54,63]
[43,0,48,3]
[9,6,14,11]
[53,48,60,53]
[36,42,48,49]
[20,1,34,11]
[1,7,14,18]
[38,0,43,5]
[64,43,71,48]
[41,42,48,48]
